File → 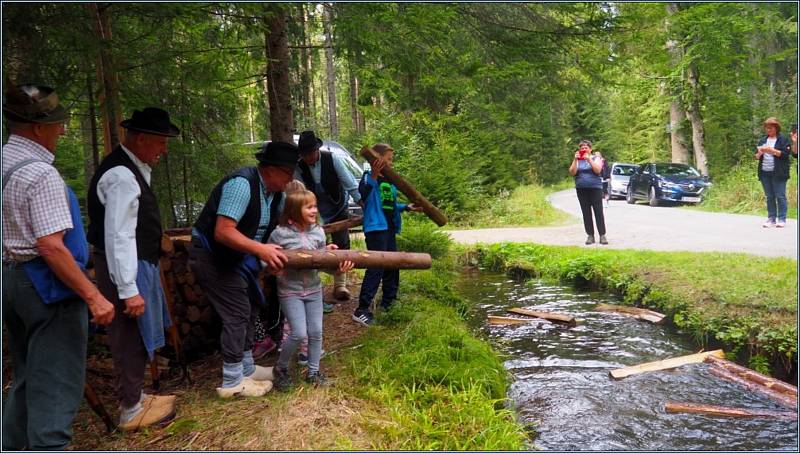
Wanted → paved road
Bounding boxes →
[447,189,798,259]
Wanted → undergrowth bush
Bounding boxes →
[397,216,452,259]
[697,163,798,218]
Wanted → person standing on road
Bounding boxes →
[569,140,608,245]
[2,83,115,450]
[594,150,611,207]
[295,130,362,308]
[755,117,792,228]
[790,124,797,159]
[87,107,180,431]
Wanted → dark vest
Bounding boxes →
[298,151,343,206]
[87,146,162,264]
[193,167,283,266]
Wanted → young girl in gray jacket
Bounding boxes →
[268,185,353,388]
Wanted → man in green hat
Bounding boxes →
[2,83,115,449]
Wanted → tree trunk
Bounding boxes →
[323,4,338,137]
[299,4,311,120]
[162,152,178,229]
[182,154,191,226]
[281,249,432,270]
[685,59,708,175]
[665,3,690,165]
[348,55,361,135]
[85,72,100,173]
[89,2,123,154]
[263,5,293,142]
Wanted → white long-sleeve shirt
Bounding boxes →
[95,145,151,299]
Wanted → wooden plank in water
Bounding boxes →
[707,365,797,409]
[665,402,797,419]
[705,355,798,397]
[595,303,665,324]
[609,350,725,380]
[506,307,576,326]
[488,315,540,326]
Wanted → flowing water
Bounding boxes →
[458,271,798,451]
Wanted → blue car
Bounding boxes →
[626,162,711,207]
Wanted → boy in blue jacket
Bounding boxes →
[352,143,421,326]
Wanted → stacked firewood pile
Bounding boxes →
[160,232,222,361]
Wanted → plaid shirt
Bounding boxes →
[2,135,73,262]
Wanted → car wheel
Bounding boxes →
[626,186,635,204]
[649,186,659,207]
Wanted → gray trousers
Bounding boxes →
[2,263,88,450]
[276,291,323,373]
[188,238,257,364]
[93,252,149,408]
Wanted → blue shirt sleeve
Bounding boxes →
[217,177,251,222]
[332,153,361,203]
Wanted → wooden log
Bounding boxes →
[360,146,448,226]
[280,249,431,270]
[664,402,797,419]
[506,307,577,326]
[488,315,539,325]
[323,216,363,234]
[707,365,797,409]
[164,227,193,237]
[610,349,725,380]
[595,303,665,324]
[705,355,797,397]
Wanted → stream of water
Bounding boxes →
[458,271,798,451]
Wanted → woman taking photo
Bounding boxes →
[755,117,792,228]
[569,140,608,245]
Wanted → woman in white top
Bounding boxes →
[754,117,793,228]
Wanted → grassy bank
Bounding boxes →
[448,181,573,229]
[70,254,528,450]
[687,163,798,219]
[474,243,797,378]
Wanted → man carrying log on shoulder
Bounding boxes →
[295,130,362,307]
[87,107,180,431]
[2,82,115,450]
[189,141,299,398]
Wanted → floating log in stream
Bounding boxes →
[705,355,797,398]
[664,402,797,419]
[707,365,797,409]
[360,146,448,226]
[280,249,432,270]
[595,303,665,324]
[322,216,363,234]
[488,315,540,325]
[609,350,726,380]
[506,307,577,326]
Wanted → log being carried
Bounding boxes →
[360,146,448,226]
[264,249,432,270]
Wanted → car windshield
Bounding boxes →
[654,164,700,177]
[612,165,637,176]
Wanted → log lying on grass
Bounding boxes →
[506,307,577,326]
[322,216,363,234]
[595,303,665,324]
[281,249,432,270]
[705,355,798,397]
[664,402,797,419]
[609,350,725,380]
[488,315,540,325]
[360,146,448,226]
[707,366,797,409]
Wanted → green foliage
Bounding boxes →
[397,216,452,260]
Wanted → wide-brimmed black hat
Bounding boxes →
[120,107,180,137]
[255,141,299,168]
[3,83,70,124]
[297,130,323,155]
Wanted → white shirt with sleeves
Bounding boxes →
[95,145,152,299]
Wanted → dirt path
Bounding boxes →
[448,189,797,259]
